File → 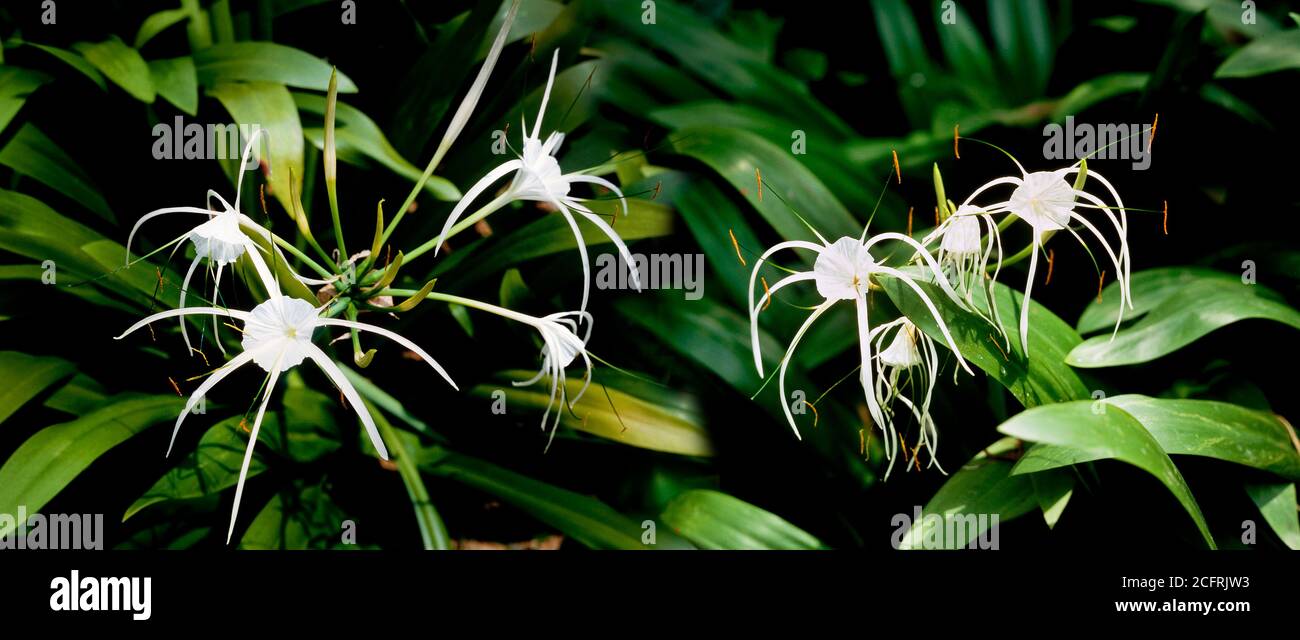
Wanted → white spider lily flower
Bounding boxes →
[114,295,457,543]
[510,310,594,447]
[433,49,641,317]
[125,127,283,355]
[435,293,593,447]
[955,159,1132,354]
[748,234,971,467]
[921,203,1005,331]
[867,318,944,479]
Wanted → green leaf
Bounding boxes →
[661,489,823,550]
[208,81,304,218]
[934,0,996,90]
[670,126,860,241]
[1031,468,1075,530]
[0,123,115,223]
[0,395,184,537]
[473,370,713,457]
[899,437,1038,549]
[1245,482,1300,550]
[148,57,199,116]
[1068,270,1300,367]
[239,480,355,549]
[0,67,50,136]
[997,399,1216,548]
[418,447,658,550]
[1020,395,1300,480]
[124,415,267,522]
[194,43,358,92]
[28,43,107,90]
[0,352,74,426]
[295,93,459,201]
[1216,30,1300,78]
[1051,72,1149,119]
[988,0,1054,99]
[1077,267,1239,334]
[880,268,1090,407]
[135,8,195,49]
[73,36,156,103]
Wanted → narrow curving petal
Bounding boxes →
[227,356,284,544]
[115,307,250,340]
[433,159,523,257]
[777,302,833,440]
[317,318,457,390]
[304,343,388,460]
[125,207,213,264]
[747,240,824,376]
[178,254,204,354]
[168,346,262,457]
[873,265,973,374]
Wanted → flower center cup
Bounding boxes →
[940,213,983,255]
[814,237,877,301]
[1009,171,1075,231]
[189,211,249,265]
[241,296,320,373]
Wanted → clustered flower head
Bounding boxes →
[114,1,636,543]
[750,152,1134,479]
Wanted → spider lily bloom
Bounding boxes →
[958,160,1132,353]
[432,293,593,446]
[510,310,594,447]
[433,49,641,317]
[867,317,944,479]
[920,204,1006,331]
[747,233,972,462]
[114,295,457,543]
[125,128,283,354]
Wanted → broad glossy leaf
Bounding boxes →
[998,399,1216,548]
[1245,482,1299,550]
[473,370,713,457]
[1031,468,1075,530]
[0,352,74,425]
[208,81,304,218]
[1216,30,1300,78]
[0,67,50,135]
[194,43,357,92]
[73,37,156,103]
[661,489,823,550]
[1013,395,1300,481]
[988,0,1054,99]
[0,395,184,537]
[1077,267,1239,334]
[28,43,107,90]
[1051,72,1148,119]
[0,123,114,222]
[148,57,198,116]
[670,126,860,241]
[134,8,194,49]
[1068,272,1300,367]
[880,268,1090,407]
[899,437,1038,549]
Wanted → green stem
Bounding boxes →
[362,398,450,550]
[326,180,346,266]
[403,193,513,263]
[269,233,333,279]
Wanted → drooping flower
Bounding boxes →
[125,127,283,355]
[433,49,641,317]
[748,232,971,474]
[935,158,1132,354]
[431,293,593,447]
[115,294,456,543]
[866,317,944,478]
